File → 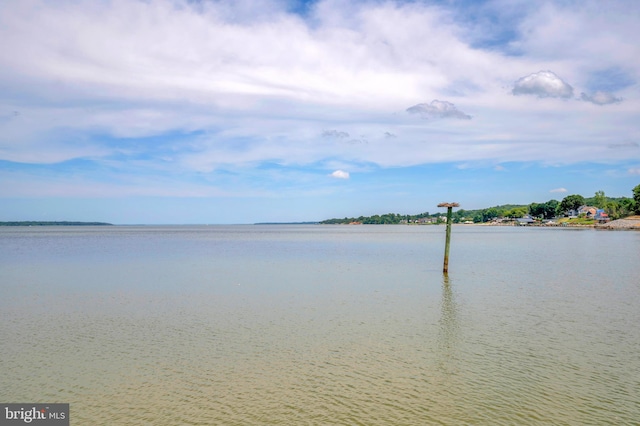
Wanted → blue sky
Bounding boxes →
[1,0,639,224]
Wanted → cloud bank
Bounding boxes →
[0,0,638,201]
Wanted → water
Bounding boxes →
[1,225,639,425]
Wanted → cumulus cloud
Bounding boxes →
[330,170,350,179]
[512,71,574,98]
[580,91,622,105]
[406,100,471,120]
[550,187,568,193]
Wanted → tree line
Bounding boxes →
[320,184,640,224]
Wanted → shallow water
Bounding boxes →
[1,225,639,425]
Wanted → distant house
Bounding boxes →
[516,215,535,225]
[594,209,610,223]
[578,205,597,218]
[417,217,439,224]
[566,205,598,218]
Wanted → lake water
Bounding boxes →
[1,225,639,425]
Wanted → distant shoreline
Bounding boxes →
[315,217,640,230]
[254,222,320,225]
[0,221,113,226]
[2,218,638,229]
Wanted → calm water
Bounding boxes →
[1,225,639,425]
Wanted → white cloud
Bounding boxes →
[330,170,350,179]
[581,91,622,105]
[629,168,640,175]
[406,100,471,120]
[512,71,574,98]
[0,0,638,184]
[550,187,568,193]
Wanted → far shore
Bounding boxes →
[472,216,640,230]
[463,216,640,229]
[332,216,640,230]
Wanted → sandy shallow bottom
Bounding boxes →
[2,225,639,425]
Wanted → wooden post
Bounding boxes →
[438,202,459,274]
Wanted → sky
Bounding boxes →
[1,0,639,224]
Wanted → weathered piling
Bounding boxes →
[438,202,459,274]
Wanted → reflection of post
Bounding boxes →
[435,274,460,412]
[438,274,458,358]
[438,202,459,274]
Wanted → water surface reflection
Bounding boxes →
[438,274,459,359]
[1,226,639,425]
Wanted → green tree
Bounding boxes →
[529,200,559,219]
[631,185,640,214]
[367,215,381,224]
[622,198,634,216]
[633,184,640,214]
[529,202,544,218]
[545,199,559,218]
[605,200,622,220]
[559,194,586,215]
[504,207,527,218]
[453,209,468,223]
[603,198,634,219]
[482,208,499,222]
[593,190,606,209]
